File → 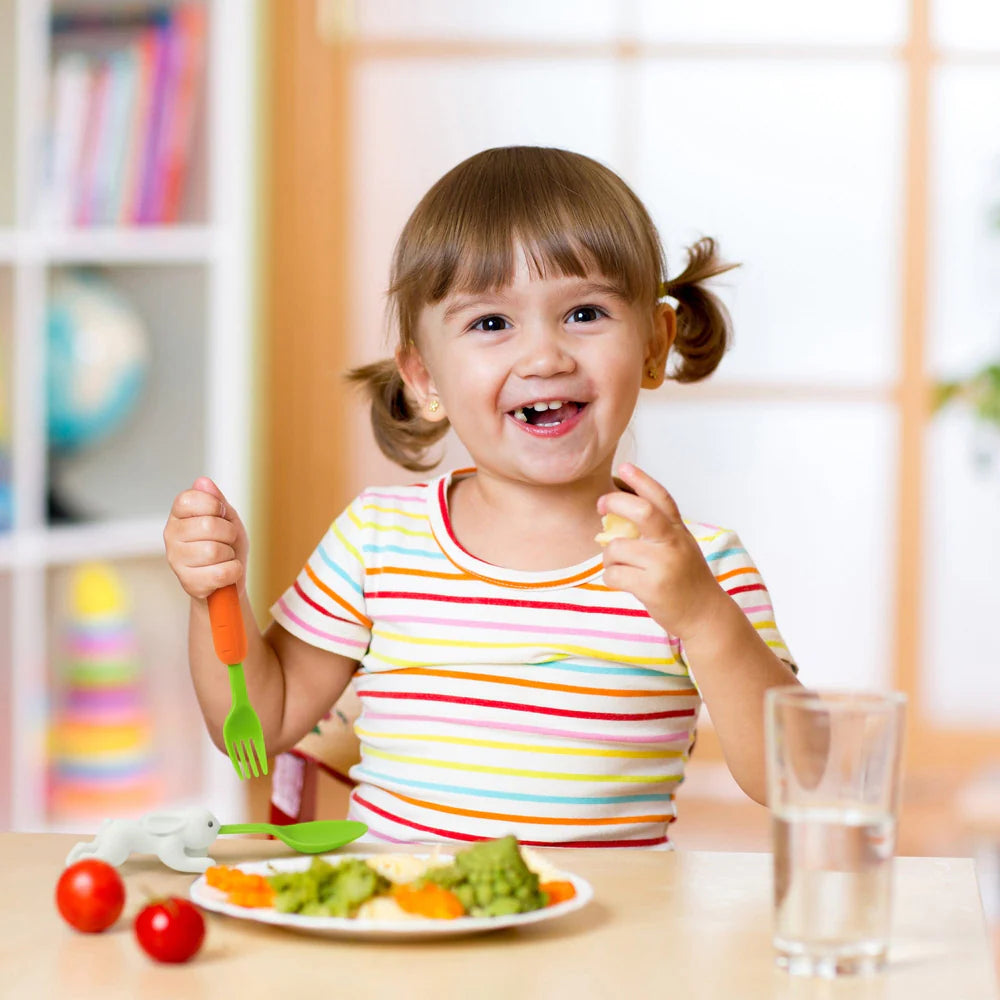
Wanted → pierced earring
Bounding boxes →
[427,398,440,414]
[647,366,658,380]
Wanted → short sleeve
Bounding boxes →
[269,497,372,660]
[685,524,797,673]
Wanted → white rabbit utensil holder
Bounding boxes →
[65,806,221,874]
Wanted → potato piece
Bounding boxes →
[594,512,640,546]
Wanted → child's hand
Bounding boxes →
[163,477,249,600]
[598,464,729,641]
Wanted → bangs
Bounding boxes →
[389,147,663,339]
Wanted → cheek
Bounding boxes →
[599,355,643,404]
[597,373,643,434]
[440,359,507,403]
[594,336,645,378]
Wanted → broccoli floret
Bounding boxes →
[424,835,547,917]
[269,857,390,917]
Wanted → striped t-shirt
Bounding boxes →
[271,468,793,849]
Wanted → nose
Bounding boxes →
[513,321,576,380]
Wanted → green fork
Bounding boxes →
[208,583,268,780]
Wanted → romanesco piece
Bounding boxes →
[424,835,547,917]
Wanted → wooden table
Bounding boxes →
[0,834,996,999]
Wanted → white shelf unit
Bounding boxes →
[0,0,256,831]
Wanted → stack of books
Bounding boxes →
[41,3,207,228]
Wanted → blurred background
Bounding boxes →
[1,0,999,960]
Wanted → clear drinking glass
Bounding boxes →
[765,687,906,977]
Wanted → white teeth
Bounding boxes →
[513,401,571,422]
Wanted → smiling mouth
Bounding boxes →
[510,401,587,426]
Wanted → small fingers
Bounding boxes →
[180,560,244,600]
[601,537,651,565]
[172,514,239,546]
[615,464,683,524]
[601,561,641,594]
[171,487,227,521]
[183,539,238,568]
[598,492,667,541]
[165,480,246,600]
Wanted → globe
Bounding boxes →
[47,270,150,454]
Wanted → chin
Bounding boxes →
[516,457,604,487]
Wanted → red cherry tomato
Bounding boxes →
[134,897,205,964]
[55,859,126,933]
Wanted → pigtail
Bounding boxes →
[345,359,449,472]
[664,237,739,383]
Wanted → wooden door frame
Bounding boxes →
[263,0,354,604]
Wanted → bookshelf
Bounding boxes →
[0,0,256,832]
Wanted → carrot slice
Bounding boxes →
[540,880,576,906]
[392,882,465,919]
[205,864,276,907]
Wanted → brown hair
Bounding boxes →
[347,146,737,471]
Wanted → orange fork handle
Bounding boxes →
[207,584,248,665]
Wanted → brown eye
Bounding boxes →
[567,306,606,324]
[472,315,510,333]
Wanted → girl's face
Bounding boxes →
[399,247,673,492]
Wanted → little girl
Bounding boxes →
[165,146,799,849]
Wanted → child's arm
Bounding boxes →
[165,477,357,756]
[598,464,800,807]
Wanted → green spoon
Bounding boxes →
[217,820,368,854]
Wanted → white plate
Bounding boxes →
[189,853,594,939]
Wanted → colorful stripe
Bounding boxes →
[360,745,684,782]
[367,590,652,618]
[275,598,367,649]
[352,793,670,848]
[362,545,448,559]
[376,613,670,646]
[349,505,434,538]
[370,632,678,668]
[352,766,678,804]
[384,788,674,826]
[376,666,693,699]
[354,725,685,759]
[64,663,139,686]
[362,490,427,505]
[63,633,137,657]
[302,565,370,626]
[319,538,366,595]
[359,709,692,745]
[357,688,698,721]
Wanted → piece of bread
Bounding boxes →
[595,512,640,546]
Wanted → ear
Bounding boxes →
[141,812,188,837]
[641,304,676,389]
[395,343,448,423]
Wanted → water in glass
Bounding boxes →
[773,804,895,976]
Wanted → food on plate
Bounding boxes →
[594,512,640,546]
[364,850,451,884]
[421,835,548,917]
[205,864,275,908]
[269,857,390,917]
[391,881,465,919]
[55,858,126,933]
[134,897,205,963]
[205,836,575,921]
[518,845,563,883]
[539,880,577,906]
[354,894,426,921]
